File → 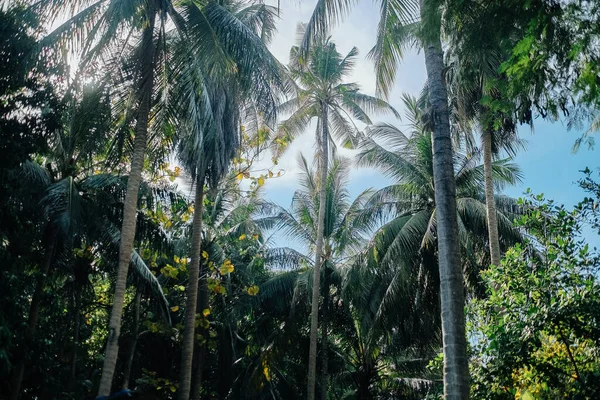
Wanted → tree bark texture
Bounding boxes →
[420,1,470,398]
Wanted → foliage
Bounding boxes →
[470,189,600,399]
[3,0,600,399]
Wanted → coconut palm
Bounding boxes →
[254,155,375,397]
[337,259,441,399]
[255,155,440,398]
[276,29,398,399]
[297,0,471,394]
[357,94,523,304]
[442,18,526,270]
[174,5,283,394]
[29,0,284,394]
[7,86,172,399]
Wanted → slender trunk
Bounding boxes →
[70,285,83,390]
[121,290,141,390]
[10,230,57,400]
[419,1,469,398]
[356,371,372,400]
[320,266,329,400]
[190,345,206,400]
[97,12,156,396]
[179,179,205,400]
[482,129,501,267]
[307,107,329,400]
[191,256,210,400]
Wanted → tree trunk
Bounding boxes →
[320,265,329,400]
[191,256,210,400]
[419,1,469,398]
[307,107,329,400]
[190,345,206,400]
[97,12,156,396]
[10,229,57,400]
[179,179,206,400]
[356,371,372,400]
[121,290,141,390]
[482,129,501,267]
[70,285,83,390]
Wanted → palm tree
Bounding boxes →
[256,154,376,398]
[357,94,523,300]
[31,0,283,394]
[175,6,283,394]
[256,155,443,398]
[276,29,398,399]
[443,21,525,270]
[296,0,472,394]
[338,259,441,399]
[7,85,172,399]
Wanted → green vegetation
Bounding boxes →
[1,0,600,399]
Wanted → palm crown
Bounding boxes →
[357,94,523,293]
[275,26,399,156]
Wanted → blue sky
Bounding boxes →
[252,0,600,247]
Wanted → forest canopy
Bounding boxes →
[1,0,599,399]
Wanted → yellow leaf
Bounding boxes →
[262,359,270,381]
[268,170,273,178]
[257,177,265,186]
[219,263,235,275]
[170,306,179,312]
[202,250,209,259]
[247,285,260,296]
[238,234,247,241]
[236,172,243,181]
[202,308,210,317]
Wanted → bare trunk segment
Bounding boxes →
[482,129,501,267]
[179,180,206,400]
[419,1,470,398]
[320,266,329,400]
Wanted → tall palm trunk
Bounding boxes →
[320,265,329,400]
[179,178,206,400]
[356,369,373,400]
[10,229,57,400]
[419,1,469,398]
[482,129,501,267]
[70,285,83,390]
[97,13,156,396]
[121,289,141,390]
[307,106,329,400]
[191,256,209,400]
